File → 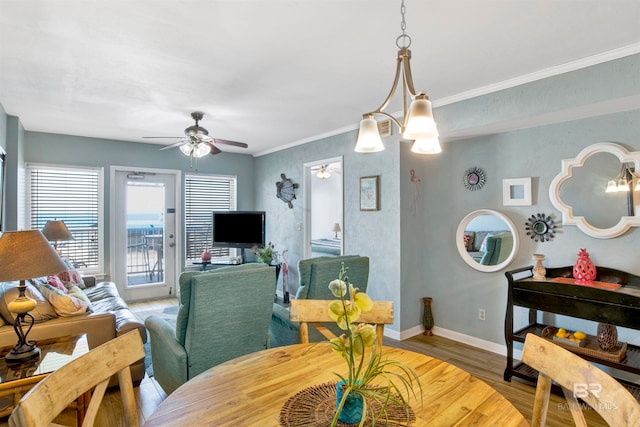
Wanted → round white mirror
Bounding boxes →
[456,209,519,272]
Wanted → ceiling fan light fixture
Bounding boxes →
[180,143,193,156]
[192,142,211,158]
[315,165,331,179]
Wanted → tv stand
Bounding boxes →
[504,265,640,400]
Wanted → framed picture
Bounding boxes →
[360,176,380,211]
[503,177,532,206]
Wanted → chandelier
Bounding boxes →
[605,163,640,193]
[355,0,441,155]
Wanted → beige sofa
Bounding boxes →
[0,277,146,385]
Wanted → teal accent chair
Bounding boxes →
[269,256,369,347]
[145,263,276,395]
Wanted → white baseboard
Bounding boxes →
[390,324,524,360]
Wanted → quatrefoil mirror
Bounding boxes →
[549,142,640,239]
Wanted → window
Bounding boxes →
[184,173,237,261]
[26,164,104,273]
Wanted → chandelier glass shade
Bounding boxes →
[355,116,385,153]
[605,163,640,192]
[355,1,441,155]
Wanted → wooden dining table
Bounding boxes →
[144,343,529,426]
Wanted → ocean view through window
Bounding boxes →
[27,164,104,274]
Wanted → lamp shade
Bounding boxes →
[0,230,68,282]
[355,117,385,153]
[41,219,74,242]
[411,138,442,154]
[332,223,342,233]
[402,95,439,140]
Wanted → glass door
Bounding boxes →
[112,169,178,301]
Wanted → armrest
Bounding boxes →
[82,275,97,288]
[145,315,188,395]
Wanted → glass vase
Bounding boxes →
[335,380,364,424]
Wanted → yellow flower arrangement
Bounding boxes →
[327,263,421,426]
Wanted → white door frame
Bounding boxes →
[303,156,344,258]
[110,166,182,300]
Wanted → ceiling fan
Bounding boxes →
[144,112,248,158]
[311,164,341,179]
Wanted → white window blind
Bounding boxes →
[26,164,104,273]
[185,173,237,261]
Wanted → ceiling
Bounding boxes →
[1,1,639,156]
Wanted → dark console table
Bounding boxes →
[504,265,640,400]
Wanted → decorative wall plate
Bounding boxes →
[463,167,486,191]
[525,213,556,242]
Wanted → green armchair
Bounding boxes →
[269,256,369,347]
[145,263,276,394]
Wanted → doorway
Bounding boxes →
[303,157,343,258]
[112,168,179,301]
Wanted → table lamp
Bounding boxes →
[0,230,68,363]
[332,223,341,239]
[41,219,74,252]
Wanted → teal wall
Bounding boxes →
[408,111,639,347]
[254,131,403,329]
[2,128,256,276]
[1,53,638,350]
[401,55,640,347]
[255,54,640,348]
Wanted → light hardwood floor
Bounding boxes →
[1,297,608,426]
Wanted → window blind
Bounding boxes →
[26,164,103,273]
[185,174,237,261]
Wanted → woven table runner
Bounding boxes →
[279,381,416,426]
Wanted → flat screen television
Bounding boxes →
[211,211,265,249]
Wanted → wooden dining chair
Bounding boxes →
[289,299,394,348]
[9,330,145,427]
[521,333,640,426]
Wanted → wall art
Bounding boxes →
[360,176,380,211]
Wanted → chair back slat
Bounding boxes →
[9,330,144,427]
[522,333,640,427]
[290,299,393,348]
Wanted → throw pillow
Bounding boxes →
[463,233,474,251]
[0,281,58,323]
[48,275,69,294]
[67,285,92,311]
[58,261,85,289]
[38,283,90,317]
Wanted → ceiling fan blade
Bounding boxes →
[159,140,188,150]
[206,142,223,155]
[213,138,248,149]
[143,136,183,139]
